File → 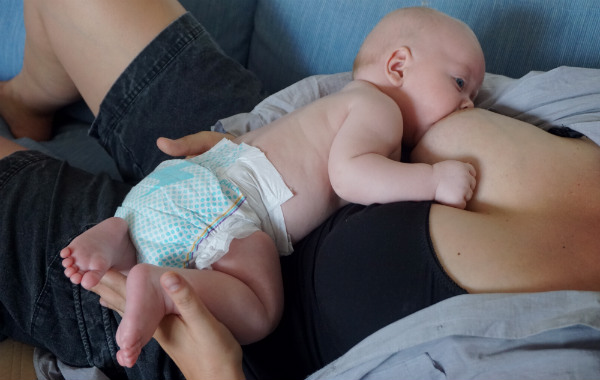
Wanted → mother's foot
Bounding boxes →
[0,81,54,141]
[60,217,138,290]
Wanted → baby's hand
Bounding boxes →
[432,160,476,209]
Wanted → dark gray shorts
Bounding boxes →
[89,12,265,183]
[0,12,264,380]
[0,150,133,378]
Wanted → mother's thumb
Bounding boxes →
[160,271,208,319]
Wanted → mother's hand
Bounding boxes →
[154,272,244,380]
[157,131,235,158]
[91,270,244,379]
[90,269,128,316]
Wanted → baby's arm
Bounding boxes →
[328,88,476,209]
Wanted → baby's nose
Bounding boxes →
[460,98,475,110]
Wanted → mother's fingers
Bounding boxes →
[90,269,128,314]
[157,272,227,338]
[156,132,234,158]
[155,272,245,380]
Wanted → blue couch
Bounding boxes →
[2,0,600,379]
[2,0,600,176]
[3,0,600,91]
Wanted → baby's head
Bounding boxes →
[354,7,485,146]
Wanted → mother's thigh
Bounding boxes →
[0,152,130,375]
[30,0,186,114]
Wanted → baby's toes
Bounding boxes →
[61,256,75,269]
[59,247,73,259]
[63,264,78,278]
[117,346,142,368]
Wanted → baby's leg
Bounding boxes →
[61,217,137,290]
[209,231,284,343]
[115,263,174,368]
[115,231,283,367]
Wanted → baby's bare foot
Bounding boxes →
[60,217,137,290]
[61,246,109,289]
[0,81,54,141]
[116,330,144,368]
[115,264,174,367]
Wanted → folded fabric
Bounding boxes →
[308,291,600,380]
[477,67,600,145]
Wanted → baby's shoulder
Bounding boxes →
[338,80,397,106]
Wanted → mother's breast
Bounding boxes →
[417,109,600,292]
[411,108,600,215]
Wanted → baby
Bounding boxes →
[61,7,485,367]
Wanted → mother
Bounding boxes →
[0,0,599,380]
[219,106,600,379]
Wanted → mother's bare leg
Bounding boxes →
[0,136,26,158]
[0,0,186,140]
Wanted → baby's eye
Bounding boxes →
[455,78,465,89]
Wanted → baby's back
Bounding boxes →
[235,84,360,242]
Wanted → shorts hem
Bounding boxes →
[0,151,51,191]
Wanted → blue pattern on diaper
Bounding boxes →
[115,148,246,268]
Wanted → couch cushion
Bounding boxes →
[0,0,25,81]
[250,0,600,93]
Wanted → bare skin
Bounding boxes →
[94,271,245,380]
[49,7,483,368]
[1,0,281,368]
[2,107,598,375]
[235,78,479,242]
[0,0,186,140]
[60,70,483,365]
[155,272,245,380]
[91,108,600,377]
[0,136,26,157]
[3,0,485,369]
[61,223,283,368]
[412,109,600,293]
[2,0,597,376]
[60,75,480,367]
[156,110,600,296]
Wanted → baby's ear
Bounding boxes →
[386,47,411,87]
